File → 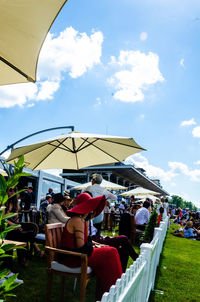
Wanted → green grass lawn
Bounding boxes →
[149,223,200,302]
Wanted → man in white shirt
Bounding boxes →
[86,174,117,235]
[135,200,150,231]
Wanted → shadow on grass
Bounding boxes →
[9,255,96,302]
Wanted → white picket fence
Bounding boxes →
[100,216,169,302]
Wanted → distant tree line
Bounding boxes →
[169,195,198,211]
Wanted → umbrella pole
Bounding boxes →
[0,126,75,156]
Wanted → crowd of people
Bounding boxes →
[2,175,171,299]
[171,207,200,239]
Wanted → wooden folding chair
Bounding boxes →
[45,223,93,302]
[130,215,144,244]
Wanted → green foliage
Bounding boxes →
[0,156,31,301]
[142,209,158,243]
[169,195,197,211]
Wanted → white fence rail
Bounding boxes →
[100,216,169,302]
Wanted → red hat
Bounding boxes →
[67,193,106,217]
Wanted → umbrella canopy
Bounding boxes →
[0,0,68,85]
[120,186,160,197]
[7,131,145,170]
[0,169,7,177]
[137,195,160,202]
[73,179,127,191]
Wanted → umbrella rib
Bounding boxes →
[76,138,99,152]
[72,138,79,169]
[48,140,73,153]
[77,138,146,152]
[31,140,67,170]
[0,56,34,82]
[90,143,122,162]
[92,138,146,150]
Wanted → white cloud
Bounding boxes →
[0,83,38,108]
[35,81,60,101]
[108,50,164,103]
[168,161,200,182]
[180,118,196,126]
[180,58,184,67]
[140,32,148,41]
[93,97,102,108]
[0,27,103,108]
[192,126,200,137]
[195,160,200,165]
[124,153,176,182]
[38,27,103,80]
[125,153,200,183]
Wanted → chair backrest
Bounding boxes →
[45,223,63,249]
[119,212,131,238]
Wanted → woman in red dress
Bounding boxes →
[60,193,122,300]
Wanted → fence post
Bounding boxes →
[153,228,162,262]
[140,243,153,302]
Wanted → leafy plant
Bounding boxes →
[0,156,31,301]
[142,209,158,243]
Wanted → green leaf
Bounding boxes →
[1,244,16,252]
[4,293,16,297]
[0,269,10,280]
[2,213,17,221]
[0,176,6,192]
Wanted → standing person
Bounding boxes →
[86,174,117,236]
[59,193,122,300]
[161,198,169,219]
[135,200,151,231]
[47,188,54,196]
[130,195,136,207]
[20,186,35,222]
[119,200,126,214]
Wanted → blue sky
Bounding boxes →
[1,0,200,207]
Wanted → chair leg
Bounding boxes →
[80,278,87,302]
[46,272,53,302]
[60,276,65,301]
[73,278,77,292]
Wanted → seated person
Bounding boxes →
[59,193,122,300]
[47,193,69,226]
[134,200,151,231]
[40,194,52,213]
[61,193,73,212]
[184,221,200,239]
[89,220,138,272]
[5,188,44,267]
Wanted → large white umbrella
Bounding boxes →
[73,179,127,191]
[137,195,160,202]
[120,186,160,197]
[0,0,68,85]
[7,131,145,170]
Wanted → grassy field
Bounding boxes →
[150,223,200,302]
